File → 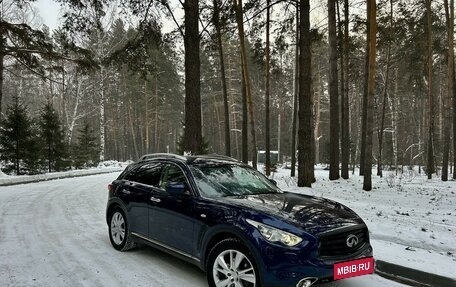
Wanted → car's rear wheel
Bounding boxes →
[207,238,259,287]
[108,208,135,251]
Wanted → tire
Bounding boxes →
[108,208,136,251]
[206,238,260,287]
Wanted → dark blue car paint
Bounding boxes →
[106,156,373,287]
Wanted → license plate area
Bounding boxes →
[333,257,374,280]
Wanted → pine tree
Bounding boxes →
[0,97,38,174]
[39,103,69,172]
[73,123,99,169]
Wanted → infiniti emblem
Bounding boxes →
[346,234,359,248]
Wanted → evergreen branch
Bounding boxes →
[160,0,185,38]
[13,57,65,85]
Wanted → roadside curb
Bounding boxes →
[0,168,122,187]
[375,260,456,287]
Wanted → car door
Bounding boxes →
[122,162,163,237]
[148,163,196,256]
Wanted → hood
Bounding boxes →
[222,192,364,235]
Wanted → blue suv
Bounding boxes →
[106,154,373,287]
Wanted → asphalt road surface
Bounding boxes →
[0,173,408,287]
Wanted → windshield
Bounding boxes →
[189,164,280,198]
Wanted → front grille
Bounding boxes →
[318,226,368,258]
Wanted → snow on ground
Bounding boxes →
[0,161,130,186]
[0,173,408,287]
[271,165,456,279]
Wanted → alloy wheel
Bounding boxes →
[212,249,256,287]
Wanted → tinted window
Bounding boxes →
[118,164,135,180]
[159,164,187,190]
[134,163,163,187]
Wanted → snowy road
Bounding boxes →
[0,173,407,287]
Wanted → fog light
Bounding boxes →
[296,277,317,287]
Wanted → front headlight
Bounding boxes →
[246,219,303,247]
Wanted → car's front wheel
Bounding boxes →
[207,238,260,287]
[108,208,135,251]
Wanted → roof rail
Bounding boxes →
[139,153,186,161]
[196,154,239,162]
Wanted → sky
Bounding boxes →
[33,0,331,34]
[34,0,61,30]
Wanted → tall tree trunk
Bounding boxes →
[341,0,350,179]
[234,0,257,168]
[378,0,393,177]
[360,12,371,176]
[213,0,231,156]
[144,79,150,153]
[291,6,299,177]
[391,67,399,175]
[99,66,106,162]
[297,0,313,187]
[183,0,202,154]
[265,0,271,175]
[426,0,435,179]
[0,23,4,115]
[328,0,340,180]
[443,0,453,181]
[241,66,248,163]
[363,0,377,191]
[129,99,139,160]
[315,62,322,165]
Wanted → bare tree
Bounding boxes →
[213,0,231,157]
[265,0,271,175]
[183,0,203,154]
[291,5,299,177]
[297,0,313,187]
[341,0,350,179]
[233,0,257,168]
[425,0,435,179]
[363,0,377,191]
[443,0,453,181]
[377,0,393,178]
[328,0,340,180]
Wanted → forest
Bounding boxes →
[0,0,455,191]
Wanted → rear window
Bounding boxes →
[118,162,163,187]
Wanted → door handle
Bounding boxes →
[150,197,161,203]
[121,189,131,195]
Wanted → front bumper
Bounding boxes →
[255,239,374,287]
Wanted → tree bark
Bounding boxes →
[328,0,340,180]
[360,11,371,176]
[291,6,299,177]
[213,0,231,157]
[183,0,203,154]
[241,65,248,163]
[0,22,4,114]
[443,0,453,181]
[234,0,257,168]
[425,0,435,179]
[378,0,393,178]
[341,0,350,179]
[265,0,271,175]
[297,0,313,187]
[363,0,377,191]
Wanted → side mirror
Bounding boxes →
[269,179,278,186]
[166,182,187,196]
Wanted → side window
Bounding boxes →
[159,164,187,191]
[121,164,137,181]
[134,163,163,187]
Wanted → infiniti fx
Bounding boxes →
[106,154,373,287]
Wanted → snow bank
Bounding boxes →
[0,161,130,186]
